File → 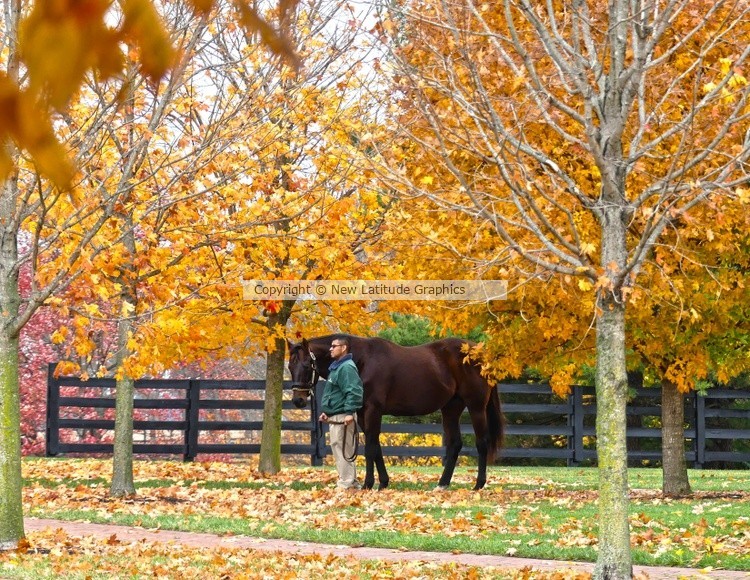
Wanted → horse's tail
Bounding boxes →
[486,384,504,463]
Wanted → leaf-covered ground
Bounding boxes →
[6,527,572,580]
[4,459,749,578]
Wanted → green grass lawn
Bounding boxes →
[19,459,750,572]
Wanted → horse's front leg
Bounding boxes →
[358,409,375,490]
[362,409,389,490]
[363,430,377,490]
[374,438,389,490]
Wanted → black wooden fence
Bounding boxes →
[46,366,750,467]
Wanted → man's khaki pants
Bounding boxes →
[328,414,360,489]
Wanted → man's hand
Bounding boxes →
[344,414,354,425]
[319,412,328,423]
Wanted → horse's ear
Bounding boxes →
[301,338,309,350]
[286,338,295,350]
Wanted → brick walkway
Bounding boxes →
[24,518,749,579]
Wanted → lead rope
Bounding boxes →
[344,420,359,463]
[327,418,359,462]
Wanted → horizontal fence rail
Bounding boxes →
[46,367,325,463]
[46,366,750,467]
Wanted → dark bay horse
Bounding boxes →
[287,334,504,490]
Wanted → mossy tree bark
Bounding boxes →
[0,299,23,550]
[0,0,25,551]
[593,201,632,580]
[594,299,632,579]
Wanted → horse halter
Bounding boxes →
[292,348,320,398]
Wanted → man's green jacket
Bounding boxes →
[321,356,363,416]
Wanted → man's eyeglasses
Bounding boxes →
[330,343,345,350]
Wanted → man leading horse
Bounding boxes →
[317,335,363,490]
[288,333,504,491]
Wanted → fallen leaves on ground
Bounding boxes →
[22,460,582,541]
[0,529,593,580]
[15,459,750,575]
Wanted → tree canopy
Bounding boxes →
[373,1,750,576]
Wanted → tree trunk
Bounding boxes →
[661,378,691,496]
[0,326,23,550]
[594,299,632,579]
[1,2,23,541]
[259,333,286,474]
[110,210,139,496]
[110,307,136,496]
[0,158,24,549]
[258,300,295,474]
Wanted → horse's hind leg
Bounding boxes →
[467,404,490,490]
[437,399,465,489]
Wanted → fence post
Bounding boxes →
[184,380,201,461]
[568,386,585,467]
[694,391,705,469]
[567,389,574,467]
[45,363,60,457]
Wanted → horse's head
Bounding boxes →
[287,338,319,408]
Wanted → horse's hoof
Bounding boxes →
[434,485,449,492]
[363,482,375,490]
[473,483,486,491]
[377,482,389,491]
